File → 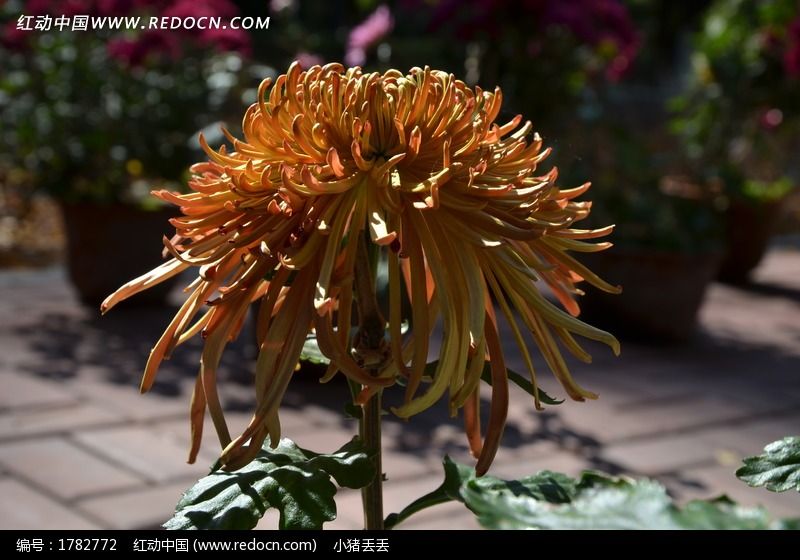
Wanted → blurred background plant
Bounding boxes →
[0,0,257,204]
[671,0,800,282]
[0,0,798,324]
[388,0,640,134]
[671,0,800,199]
[0,0,270,303]
[266,3,725,237]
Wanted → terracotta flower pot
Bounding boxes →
[717,198,783,284]
[578,248,721,342]
[60,202,178,308]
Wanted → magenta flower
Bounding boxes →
[294,51,324,69]
[424,0,501,40]
[1,21,28,49]
[24,0,57,15]
[759,107,784,130]
[345,5,394,66]
[163,0,239,22]
[160,0,250,54]
[25,0,96,16]
[96,0,135,16]
[784,18,800,77]
[107,29,179,66]
[199,27,251,56]
[543,0,639,80]
[107,37,145,66]
[413,0,638,79]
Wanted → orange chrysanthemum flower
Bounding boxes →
[104,63,620,474]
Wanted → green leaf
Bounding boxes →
[164,437,375,530]
[388,457,798,530]
[463,472,680,529]
[736,436,800,493]
[384,456,472,529]
[300,333,330,365]
[465,472,788,530]
[673,497,775,530]
[466,469,580,506]
[386,457,577,528]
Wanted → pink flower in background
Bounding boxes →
[1,20,28,49]
[759,107,784,130]
[784,18,800,77]
[107,29,179,66]
[25,0,96,16]
[163,0,239,22]
[21,0,230,19]
[161,0,250,53]
[162,0,202,18]
[199,27,251,56]
[295,51,324,69]
[543,0,639,80]
[415,0,638,80]
[24,0,57,15]
[424,0,502,40]
[96,0,137,16]
[345,5,394,66]
[605,51,634,81]
[107,37,140,64]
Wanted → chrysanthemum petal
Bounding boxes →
[106,64,619,476]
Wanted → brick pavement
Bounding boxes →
[0,247,798,530]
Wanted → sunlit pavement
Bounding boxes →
[1,247,799,530]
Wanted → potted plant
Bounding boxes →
[671,0,800,283]
[715,172,794,283]
[570,120,724,342]
[385,0,640,137]
[0,0,256,305]
[552,3,727,343]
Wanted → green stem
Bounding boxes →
[353,234,386,530]
[360,388,384,530]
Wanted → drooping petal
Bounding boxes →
[105,64,619,476]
